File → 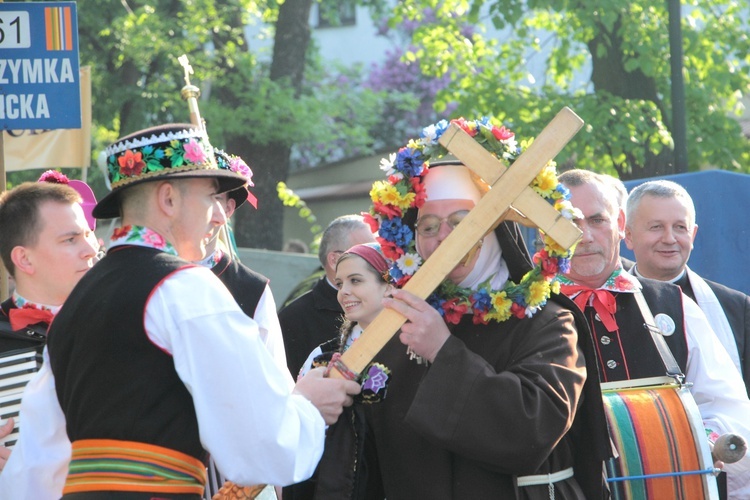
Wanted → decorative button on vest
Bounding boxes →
[600,336,611,345]
[606,360,618,369]
[654,313,676,336]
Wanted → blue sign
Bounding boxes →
[0,2,80,129]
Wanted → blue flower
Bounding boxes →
[389,263,404,281]
[427,294,446,316]
[470,288,492,312]
[557,257,571,274]
[394,148,425,177]
[380,218,413,248]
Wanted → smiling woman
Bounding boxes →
[299,242,392,378]
[335,243,392,331]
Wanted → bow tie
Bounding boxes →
[9,307,54,331]
[559,284,618,333]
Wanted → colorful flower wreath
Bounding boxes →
[364,117,581,325]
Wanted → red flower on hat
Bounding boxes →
[118,150,145,177]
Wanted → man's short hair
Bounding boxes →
[606,176,629,210]
[558,169,621,214]
[318,215,368,267]
[626,180,696,228]
[0,182,81,276]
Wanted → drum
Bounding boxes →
[601,376,719,500]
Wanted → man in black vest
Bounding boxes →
[557,169,750,498]
[0,182,100,471]
[279,214,374,379]
[0,124,360,499]
[624,180,749,397]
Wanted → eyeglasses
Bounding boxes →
[415,210,470,237]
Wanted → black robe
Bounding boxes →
[312,222,611,500]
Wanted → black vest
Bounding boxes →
[0,299,48,357]
[586,277,689,382]
[211,253,267,319]
[47,245,206,460]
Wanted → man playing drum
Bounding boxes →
[557,169,750,498]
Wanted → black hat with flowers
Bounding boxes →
[213,148,257,209]
[93,123,247,219]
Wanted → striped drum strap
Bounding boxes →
[64,439,207,495]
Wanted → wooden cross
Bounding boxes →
[328,107,585,380]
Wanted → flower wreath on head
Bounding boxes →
[363,117,582,326]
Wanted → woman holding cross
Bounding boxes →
[316,118,611,500]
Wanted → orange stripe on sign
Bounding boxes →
[45,7,54,51]
[63,7,73,51]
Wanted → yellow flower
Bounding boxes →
[526,280,550,307]
[486,291,512,321]
[406,139,420,150]
[544,236,568,256]
[371,182,416,211]
[394,191,416,211]
[550,280,561,295]
[533,166,558,197]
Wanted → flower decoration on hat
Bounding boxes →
[214,147,258,209]
[94,124,247,220]
[38,170,70,184]
[365,117,581,325]
[38,170,98,231]
[104,127,214,188]
[214,148,254,187]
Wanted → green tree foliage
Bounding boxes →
[72,0,406,249]
[391,0,750,179]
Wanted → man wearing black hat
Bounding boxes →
[0,124,360,499]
